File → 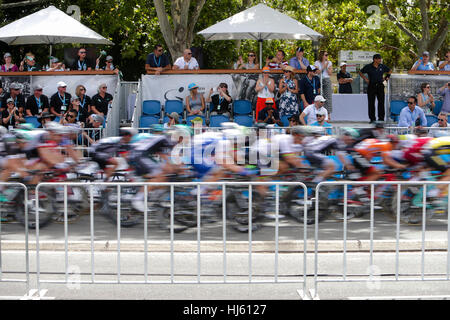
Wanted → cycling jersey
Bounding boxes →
[190,133,231,178]
[354,139,392,161]
[303,135,346,168]
[90,136,127,169]
[271,134,303,156]
[403,137,433,165]
[423,137,450,172]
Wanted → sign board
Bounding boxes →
[339,50,377,72]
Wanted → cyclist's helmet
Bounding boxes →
[291,125,307,136]
[119,127,138,137]
[386,134,399,145]
[0,126,8,137]
[373,121,385,129]
[16,123,34,131]
[46,122,68,135]
[341,127,360,139]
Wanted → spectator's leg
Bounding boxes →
[376,84,385,121]
[367,85,376,122]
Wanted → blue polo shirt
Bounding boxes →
[289,56,310,70]
[414,61,435,71]
[398,105,427,127]
[311,121,333,135]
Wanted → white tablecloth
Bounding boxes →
[330,94,386,122]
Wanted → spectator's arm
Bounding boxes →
[397,110,409,127]
[185,96,192,114]
[419,110,427,126]
[410,60,420,71]
[439,61,449,70]
[299,111,307,126]
[200,95,206,112]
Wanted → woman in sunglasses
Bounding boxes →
[278,66,299,117]
[417,82,435,114]
[234,51,260,70]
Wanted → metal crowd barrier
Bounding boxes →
[0,183,30,294]
[33,181,309,297]
[312,181,450,299]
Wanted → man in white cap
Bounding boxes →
[337,62,353,94]
[311,108,333,135]
[50,81,72,118]
[25,84,49,116]
[1,82,25,113]
[299,95,329,126]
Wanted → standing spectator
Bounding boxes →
[430,112,450,137]
[1,53,19,72]
[438,82,450,113]
[289,47,310,70]
[46,57,65,71]
[70,47,93,71]
[145,44,172,75]
[314,51,333,119]
[278,66,299,117]
[359,53,392,123]
[19,52,41,72]
[311,109,332,135]
[398,96,427,127]
[417,82,435,114]
[91,83,113,117]
[207,83,232,117]
[255,67,276,118]
[337,62,353,94]
[439,51,450,71]
[75,84,92,123]
[2,98,24,129]
[49,81,72,118]
[172,49,199,70]
[1,82,26,113]
[25,84,49,116]
[267,49,288,70]
[257,98,282,125]
[186,83,205,116]
[299,65,321,110]
[299,95,329,126]
[411,51,435,71]
[234,51,259,70]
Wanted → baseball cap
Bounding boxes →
[3,52,11,58]
[50,57,59,63]
[314,95,326,102]
[262,66,270,73]
[265,98,275,104]
[190,117,203,124]
[168,112,180,122]
[91,114,104,123]
[9,82,21,90]
[340,62,347,67]
[57,81,67,88]
[106,55,113,61]
[306,65,316,73]
[6,98,14,104]
[422,51,430,56]
[188,83,198,91]
[296,47,304,52]
[33,84,43,91]
[316,109,327,116]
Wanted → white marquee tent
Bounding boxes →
[198,3,323,66]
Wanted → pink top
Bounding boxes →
[1,64,19,72]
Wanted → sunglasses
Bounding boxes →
[79,51,87,54]
[316,114,324,117]
[157,49,163,52]
[35,89,43,92]
[248,54,255,57]
[407,101,415,105]
[80,88,86,91]
[426,86,430,88]
[67,114,75,119]
[101,86,107,89]
[438,119,445,122]
[186,52,192,55]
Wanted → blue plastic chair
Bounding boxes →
[209,114,230,127]
[164,100,184,115]
[140,115,160,127]
[142,100,161,116]
[433,100,443,116]
[426,114,438,127]
[25,116,40,128]
[53,116,60,123]
[390,100,407,122]
[234,115,254,127]
[280,115,290,127]
[233,100,252,115]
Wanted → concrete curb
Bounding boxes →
[1,240,448,253]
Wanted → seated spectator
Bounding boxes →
[96,55,119,74]
[145,44,172,75]
[186,83,205,116]
[311,109,332,135]
[2,98,25,129]
[207,83,232,117]
[337,62,353,94]
[234,51,260,70]
[439,51,450,71]
[267,49,288,70]
[411,51,435,71]
[299,65,321,110]
[1,52,19,72]
[299,95,329,126]
[62,97,82,123]
[1,82,26,113]
[60,108,80,126]
[289,47,310,70]
[19,52,41,71]
[25,84,49,116]
[91,83,113,117]
[417,82,435,114]
[38,111,56,128]
[46,57,66,71]
[438,82,450,113]
[75,84,92,123]
[50,81,72,118]
[288,114,299,126]
[255,67,276,118]
[430,112,450,137]
[398,96,427,127]
[172,49,199,70]
[70,47,94,71]
[81,114,104,145]
[165,112,180,128]
[257,98,282,125]
[278,65,299,117]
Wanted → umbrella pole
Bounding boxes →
[49,44,53,68]
[259,39,263,67]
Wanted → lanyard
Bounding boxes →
[35,96,41,109]
[306,76,316,93]
[153,55,161,67]
[58,93,66,105]
[78,60,87,70]
[80,96,86,109]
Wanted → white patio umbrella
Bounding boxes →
[198,3,323,67]
[0,5,114,64]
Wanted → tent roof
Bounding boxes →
[0,6,113,45]
[198,3,322,41]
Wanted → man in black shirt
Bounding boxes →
[25,84,49,116]
[359,54,392,123]
[337,62,353,94]
[70,47,94,71]
[258,98,282,125]
[91,83,113,116]
[145,44,172,75]
[50,81,72,118]
[299,65,321,109]
[1,82,26,114]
